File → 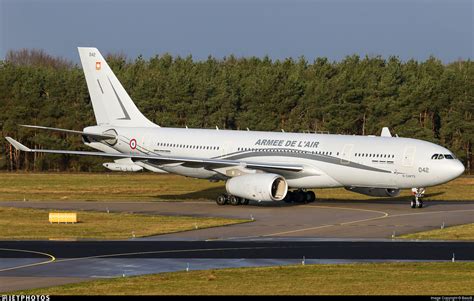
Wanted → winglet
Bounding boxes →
[5,137,32,152]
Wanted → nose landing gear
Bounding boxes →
[411,188,425,208]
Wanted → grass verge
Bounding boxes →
[0,207,250,239]
[0,172,223,202]
[13,262,474,295]
[400,223,474,241]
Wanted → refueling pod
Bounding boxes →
[103,158,143,172]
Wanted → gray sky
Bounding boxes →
[1,0,472,63]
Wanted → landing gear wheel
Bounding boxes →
[416,199,423,208]
[229,195,240,206]
[216,194,227,206]
[307,191,316,203]
[411,187,426,209]
[283,191,294,203]
[295,191,306,203]
[241,198,249,205]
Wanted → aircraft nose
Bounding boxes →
[449,160,465,179]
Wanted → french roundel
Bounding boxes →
[129,139,137,150]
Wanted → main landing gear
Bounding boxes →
[216,194,250,206]
[215,190,316,206]
[410,187,426,209]
[283,190,316,204]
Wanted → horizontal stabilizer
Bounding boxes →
[5,137,31,152]
[20,124,116,140]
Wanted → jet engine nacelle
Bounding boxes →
[103,162,143,172]
[225,173,288,201]
[345,187,400,197]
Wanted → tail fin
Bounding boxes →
[78,47,157,127]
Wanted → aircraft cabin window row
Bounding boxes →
[237,148,333,156]
[158,142,219,150]
[355,153,394,158]
[431,154,454,160]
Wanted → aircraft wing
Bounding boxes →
[5,137,304,173]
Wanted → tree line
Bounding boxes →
[0,49,472,173]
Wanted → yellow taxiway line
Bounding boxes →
[262,205,389,237]
[0,248,56,272]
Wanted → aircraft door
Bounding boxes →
[141,135,152,154]
[340,144,354,164]
[222,141,233,156]
[403,146,416,167]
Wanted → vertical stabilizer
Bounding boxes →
[78,47,157,127]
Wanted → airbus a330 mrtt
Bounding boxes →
[5,47,465,208]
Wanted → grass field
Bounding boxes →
[0,207,249,239]
[0,172,222,202]
[400,223,474,241]
[14,262,474,295]
[0,172,472,202]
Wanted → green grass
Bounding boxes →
[400,223,474,241]
[13,262,474,295]
[0,172,472,202]
[0,206,250,239]
[0,172,223,202]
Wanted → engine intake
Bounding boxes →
[226,173,288,201]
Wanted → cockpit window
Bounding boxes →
[432,153,455,160]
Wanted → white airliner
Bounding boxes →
[5,47,465,208]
